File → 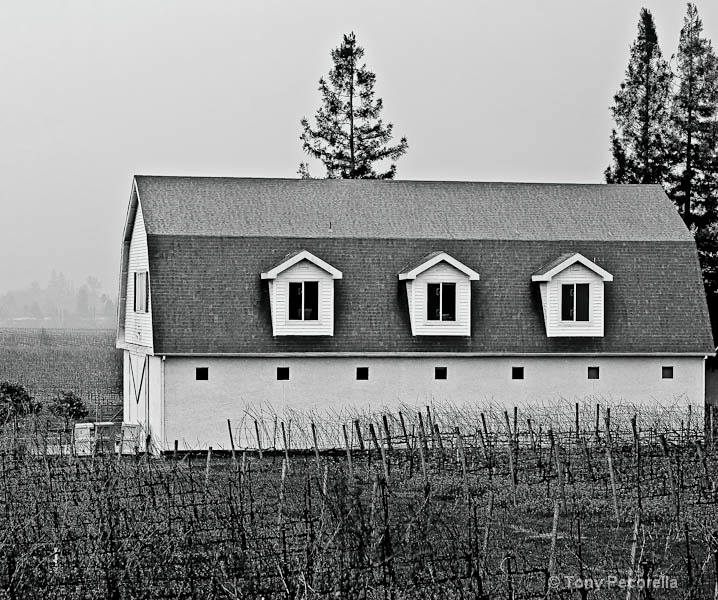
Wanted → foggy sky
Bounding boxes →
[1,0,717,296]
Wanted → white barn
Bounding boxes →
[116,176,714,451]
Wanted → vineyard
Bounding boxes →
[1,403,717,599]
[0,328,122,420]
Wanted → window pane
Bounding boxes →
[587,366,599,379]
[435,366,447,380]
[288,282,302,320]
[427,283,441,320]
[576,284,589,321]
[512,366,524,380]
[277,367,289,381]
[135,272,147,313]
[304,281,319,320]
[442,283,456,321]
[356,367,369,380]
[662,366,674,379]
[196,367,208,381]
[561,284,573,321]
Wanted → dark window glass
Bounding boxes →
[588,366,599,380]
[561,284,573,321]
[356,367,369,380]
[512,366,524,380]
[442,283,456,321]
[288,282,302,320]
[576,284,590,321]
[427,283,441,320]
[662,366,674,379]
[304,281,319,320]
[196,367,208,381]
[435,366,447,380]
[277,367,289,381]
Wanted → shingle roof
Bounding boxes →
[532,253,576,277]
[123,176,713,355]
[134,176,692,242]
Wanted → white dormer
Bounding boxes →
[532,253,613,338]
[261,250,342,336]
[399,252,480,336]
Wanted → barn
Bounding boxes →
[116,176,714,451]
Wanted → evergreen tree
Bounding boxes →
[300,32,408,179]
[605,8,671,184]
[666,3,718,228]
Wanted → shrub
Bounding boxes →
[0,381,41,424]
[48,390,89,430]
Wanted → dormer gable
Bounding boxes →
[532,253,613,338]
[399,252,479,336]
[261,251,342,336]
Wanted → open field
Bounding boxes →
[1,406,717,599]
[0,328,122,420]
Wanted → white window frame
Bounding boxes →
[425,281,457,324]
[134,271,149,313]
[560,282,590,323]
[286,280,321,323]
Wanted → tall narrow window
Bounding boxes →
[288,281,319,321]
[427,283,456,321]
[134,272,148,313]
[561,283,589,321]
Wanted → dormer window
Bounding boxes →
[289,281,319,321]
[532,253,612,338]
[399,252,479,336]
[261,251,342,336]
[561,283,589,321]
[427,283,456,321]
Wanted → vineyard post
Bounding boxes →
[173,439,178,459]
[369,423,389,481]
[549,429,566,513]
[382,414,393,453]
[427,406,436,450]
[513,406,518,448]
[627,510,641,600]
[417,417,429,497]
[418,412,429,460]
[311,422,321,470]
[548,497,560,574]
[281,422,291,473]
[631,415,641,512]
[433,424,444,471]
[204,446,212,491]
[604,418,620,527]
[399,411,413,476]
[581,436,595,482]
[227,420,237,467]
[527,418,537,455]
[342,424,353,480]
[354,419,365,452]
[659,434,679,521]
[455,427,469,504]
[575,402,580,443]
[254,419,263,460]
[504,411,517,506]
[695,441,711,491]
[595,403,600,444]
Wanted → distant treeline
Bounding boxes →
[0,271,116,328]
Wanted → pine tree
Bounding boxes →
[605,8,671,184]
[666,3,718,228]
[300,32,408,179]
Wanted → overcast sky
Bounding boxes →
[2,0,717,295]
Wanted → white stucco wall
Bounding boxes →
[159,355,705,450]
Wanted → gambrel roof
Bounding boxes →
[120,176,713,355]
